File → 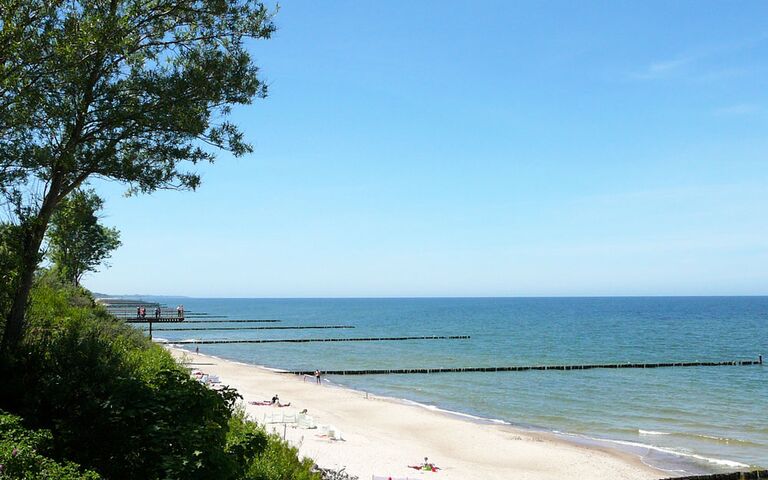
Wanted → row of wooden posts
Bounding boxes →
[286,356,763,376]
[104,302,763,382]
[162,335,471,345]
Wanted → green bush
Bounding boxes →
[227,409,320,480]
[0,273,320,480]
[0,410,100,479]
[1,275,238,479]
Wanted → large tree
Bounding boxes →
[47,189,121,286]
[0,0,275,351]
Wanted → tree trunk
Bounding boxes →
[1,226,46,351]
[1,175,64,353]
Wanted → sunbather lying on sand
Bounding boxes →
[248,394,291,407]
[408,457,439,472]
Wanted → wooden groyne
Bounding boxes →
[662,470,768,480]
[182,319,281,323]
[161,335,470,345]
[147,325,355,331]
[285,356,763,376]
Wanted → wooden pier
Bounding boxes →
[160,335,470,345]
[285,356,763,376]
[125,317,185,323]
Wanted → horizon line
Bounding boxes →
[94,293,768,300]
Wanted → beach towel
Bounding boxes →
[408,465,440,472]
[249,401,291,407]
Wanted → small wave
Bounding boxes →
[638,429,758,446]
[399,398,511,426]
[563,432,751,469]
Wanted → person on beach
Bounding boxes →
[314,370,321,384]
[271,394,279,405]
[154,306,161,318]
[176,305,182,317]
[140,307,146,318]
[136,306,141,318]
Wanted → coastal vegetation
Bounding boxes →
[46,189,121,287]
[0,0,275,351]
[0,1,325,478]
[0,272,320,479]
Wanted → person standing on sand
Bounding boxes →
[314,370,321,384]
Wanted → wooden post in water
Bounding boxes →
[760,354,763,365]
[148,318,152,340]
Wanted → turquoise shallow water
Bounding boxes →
[140,297,768,474]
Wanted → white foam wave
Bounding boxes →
[399,398,511,425]
[558,432,750,469]
[638,429,754,445]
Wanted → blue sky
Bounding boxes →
[86,1,768,297]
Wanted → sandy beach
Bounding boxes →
[169,347,664,480]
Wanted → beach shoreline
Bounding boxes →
[168,346,665,480]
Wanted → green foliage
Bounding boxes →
[0,410,100,479]
[0,224,23,325]
[1,0,275,352]
[47,189,121,286]
[245,432,320,480]
[227,408,321,480]
[0,277,320,480]
[2,0,275,197]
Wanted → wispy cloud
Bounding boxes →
[634,56,696,80]
[632,34,767,82]
[713,103,761,116]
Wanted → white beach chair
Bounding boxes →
[297,413,316,429]
[327,425,343,441]
[262,413,282,424]
[281,413,297,425]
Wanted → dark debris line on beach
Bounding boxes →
[163,335,471,345]
[285,356,763,376]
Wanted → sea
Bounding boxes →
[135,296,767,475]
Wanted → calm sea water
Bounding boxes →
[140,297,767,474]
